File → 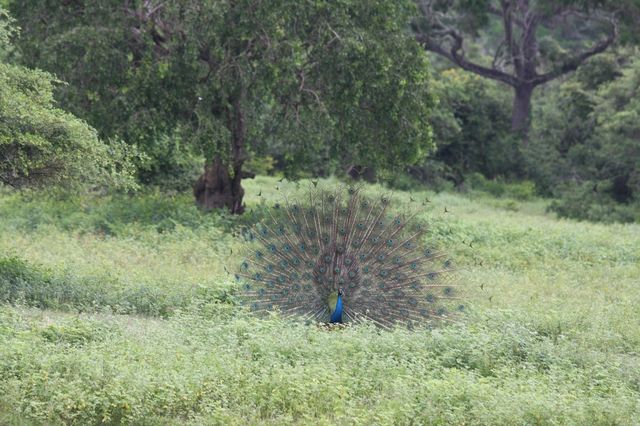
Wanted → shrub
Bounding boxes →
[0,255,203,317]
[414,69,522,187]
[529,54,640,222]
[466,173,537,200]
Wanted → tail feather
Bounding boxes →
[238,185,463,327]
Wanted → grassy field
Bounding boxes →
[1,176,639,425]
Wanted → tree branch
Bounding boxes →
[488,2,523,27]
[415,31,518,86]
[533,16,618,85]
[520,3,540,79]
[502,0,527,77]
[492,39,506,70]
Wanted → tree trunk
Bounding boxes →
[346,164,376,183]
[193,94,253,214]
[511,84,534,136]
[193,157,247,213]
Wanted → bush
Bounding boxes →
[466,173,537,200]
[413,69,522,187]
[136,130,204,191]
[529,54,640,222]
[549,183,639,223]
[0,190,244,236]
[0,256,47,303]
[0,255,203,317]
[0,10,137,191]
[40,318,111,346]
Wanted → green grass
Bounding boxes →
[1,176,639,424]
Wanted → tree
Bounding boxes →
[9,1,200,189]
[524,50,640,222]
[0,7,136,190]
[424,68,516,185]
[12,0,435,213]
[0,5,15,58]
[413,0,638,136]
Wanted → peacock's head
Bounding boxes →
[338,288,344,296]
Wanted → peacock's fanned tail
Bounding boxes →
[237,185,461,328]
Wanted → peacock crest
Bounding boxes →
[237,185,462,328]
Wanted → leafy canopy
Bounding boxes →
[0,7,137,190]
[528,52,640,222]
[11,0,436,182]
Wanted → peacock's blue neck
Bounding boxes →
[330,294,343,323]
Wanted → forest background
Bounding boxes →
[2,0,639,222]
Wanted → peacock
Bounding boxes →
[236,185,461,328]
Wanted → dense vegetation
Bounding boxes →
[9,0,435,212]
[3,2,639,221]
[0,8,136,190]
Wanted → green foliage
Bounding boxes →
[411,69,521,186]
[0,188,250,316]
[384,173,425,192]
[0,188,256,236]
[0,61,138,190]
[529,53,640,222]
[0,254,195,317]
[0,8,138,190]
[465,173,537,200]
[527,82,595,196]
[0,6,17,60]
[40,317,110,346]
[1,177,639,424]
[575,54,624,90]
[169,0,436,175]
[2,306,638,424]
[9,1,197,186]
[11,0,436,188]
[549,183,639,223]
[137,130,204,191]
[243,155,276,177]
